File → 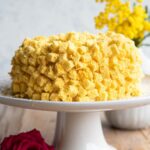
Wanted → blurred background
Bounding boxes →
[0,0,100,75]
[0,0,150,76]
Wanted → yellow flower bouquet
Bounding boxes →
[94,0,150,47]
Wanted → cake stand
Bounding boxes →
[0,77,150,150]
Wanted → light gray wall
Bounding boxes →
[0,0,100,76]
[0,0,150,76]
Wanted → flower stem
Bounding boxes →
[133,33,150,47]
[141,44,150,47]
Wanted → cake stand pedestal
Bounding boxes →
[54,112,115,150]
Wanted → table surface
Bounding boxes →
[0,105,149,150]
[103,120,150,150]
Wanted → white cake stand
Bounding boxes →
[0,77,150,150]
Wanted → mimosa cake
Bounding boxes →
[10,32,142,101]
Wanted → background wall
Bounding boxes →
[1,0,149,76]
[0,0,100,76]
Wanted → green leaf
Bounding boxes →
[145,6,148,14]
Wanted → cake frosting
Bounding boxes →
[10,32,142,101]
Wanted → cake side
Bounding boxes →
[10,32,142,101]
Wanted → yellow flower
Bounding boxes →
[137,0,143,2]
[94,0,150,47]
[144,21,150,31]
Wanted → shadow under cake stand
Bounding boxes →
[0,77,150,150]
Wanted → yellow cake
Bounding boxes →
[10,32,142,101]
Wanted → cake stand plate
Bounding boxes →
[0,76,150,150]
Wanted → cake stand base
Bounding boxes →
[54,112,116,150]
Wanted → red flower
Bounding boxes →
[0,129,55,150]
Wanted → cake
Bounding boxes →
[10,32,142,101]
